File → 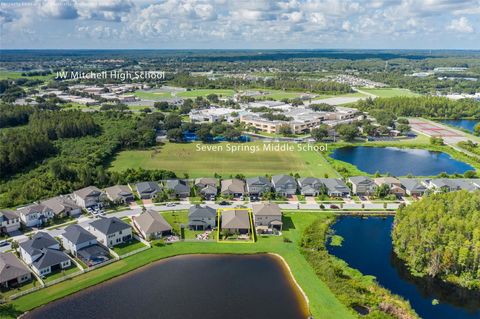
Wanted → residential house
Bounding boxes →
[88,217,132,248]
[60,224,97,255]
[0,252,32,289]
[348,176,377,196]
[319,178,351,197]
[373,177,406,196]
[298,177,323,196]
[398,178,428,197]
[221,179,246,198]
[246,176,272,199]
[165,180,190,198]
[455,179,480,191]
[195,178,218,200]
[252,203,282,232]
[133,210,172,240]
[104,185,134,204]
[72,186,104,209]
[221,209,251,234]
[16,204,54,228]
[188,205,217,230]
[136,182,161,199]
[271,175,297,197]
[19,232,71,276]
[0,210,21,234]
[40,196,82,218]
[425,179,461,193]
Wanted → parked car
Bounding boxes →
[0,240,9,247]
[330,205,339,209]
[166,203,176,207]
[219,201,230,206]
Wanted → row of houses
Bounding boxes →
[3,176,480,235]
[348,177,480,197]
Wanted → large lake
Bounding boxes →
[330,146,474,176]
[440,119,478,133]
[328,217,480,319]
[23,254,310,319]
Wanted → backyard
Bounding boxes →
[109,142,340,178]
[161,210,215,240]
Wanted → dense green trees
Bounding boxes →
[0,111,168,207]
[357,96,480,119]
[392,191,480,289]
[311,125,329,141]
[0,104,35,128]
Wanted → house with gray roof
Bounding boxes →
[73,186,104,209]
[455,179,480,191]
[246,177,272,199]
[60,225,97,255]
[40,196,82,218]
[165,179,190,198]
[319,178,351,197]
[348,176,377,196]
[398,178,428,197]
[0,210,20,234]
[0,252,31,289]
[19,232,71,276]
[16,204,55,228]
[221,209,251,235]
[424,179,462,193]
[221,179,246,198]
[88,217,132,247]
[298,177,323,196]
[105,185,134,204]
[188,205,217,230]
[195,178,218,200]
[252,203,282,232]
[136,182,161,199]
[133,210,172,240]
[271,175,297,197]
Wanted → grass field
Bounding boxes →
[9,212,354,319]
[134,91,172,100]
[360,88,419,98]
[176,89,235,98]
[0,70,54,80]
[109,142,339,178]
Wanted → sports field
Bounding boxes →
[109,142,339,178]
[176,89,235,98]
[360,88,419,98]
[133,91,172,100]
[0,70,54,80]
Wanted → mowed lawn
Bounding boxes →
[134,91,172,100]
[360,87,419,98]
[176,89,235,98]
[109,142,339,177]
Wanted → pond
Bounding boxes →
[330,146,474,176]
[440,119,478,133]
[23,254,310,319]
[328,217,480,319]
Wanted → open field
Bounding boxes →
[176,89,235,98]
[134,91,172,100]
[9,212,354,319]
[0,71,54,80]
[360,88,419,98]
[109,142,340,178]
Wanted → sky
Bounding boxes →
[0,0,479,49]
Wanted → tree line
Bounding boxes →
[357,96,480,119]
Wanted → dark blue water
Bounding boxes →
[441,120,478,133]
[23,254,309,319]
[331,146,474,176]
[328,217,480,319]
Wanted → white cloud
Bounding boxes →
[447,17,474,33]
[39,0,78,19]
